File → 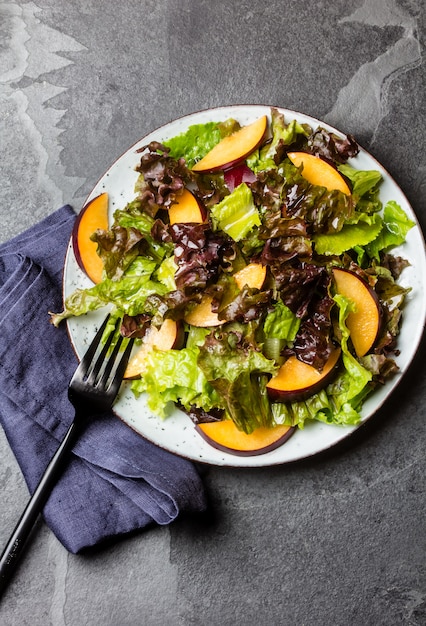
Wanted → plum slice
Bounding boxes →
[169,188,206,225]
[191,116,267,173]
[72,193,109,284]
[287,152,351,195]
[233,262,266,290]
[196,420,295,456]
[266,348,341,403]
[332,268,382,357]
[124,319,184,379]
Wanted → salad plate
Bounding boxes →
[63,105,426,467]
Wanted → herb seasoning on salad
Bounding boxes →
[51,108,415,447]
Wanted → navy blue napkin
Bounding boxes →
[0,206,207,553]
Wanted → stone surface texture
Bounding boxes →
[0,1,425,624]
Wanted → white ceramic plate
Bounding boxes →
[64,105,426,467]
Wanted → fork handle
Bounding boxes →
[0,418,80,597]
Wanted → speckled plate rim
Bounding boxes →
[63,104,426,468]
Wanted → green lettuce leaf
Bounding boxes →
[197,335,278,433]
[114,205,155,234]
[337,164,382,197]
[163,119,240,168]
[131,347,223,417]
[247,108,310,172]
[156,255,177,291]
[210,183,261,241]
[50,268,168,326]
[366,201,415,260]
[271,391,332,428]
[263,299,300,342]
[185,326,211,348]
[313,213,383,255]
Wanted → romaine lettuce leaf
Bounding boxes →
[156,255,177,291]
[313,213,383,255]
[210,183,261,241]
[264,299,301,342]
[337,164,382,197]
[366,201,415,260]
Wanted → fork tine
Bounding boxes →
[84,318,119,386]
[98,333,124,388]
[76,314,111,379]
[106,337,134,398]
[74,314,134,395]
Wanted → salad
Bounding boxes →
[52,107,415,443]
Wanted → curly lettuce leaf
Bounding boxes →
[92,204,172,279]
[217,285,271,324]
[277,162,356,234]
[307,127,359,163]
[197,333,278,434]
[134,143,193,218]
[50,266,167,326]
[168,222,237,292]
[292,288,335,370]
[131,347,223,418]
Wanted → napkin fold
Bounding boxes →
[0,206,207,553]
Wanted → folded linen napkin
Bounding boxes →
[0,205,207,554]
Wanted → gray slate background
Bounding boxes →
[1,1,425,624]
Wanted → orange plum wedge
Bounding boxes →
[287,152,351,195]
[233,262,266,290]
[169,189,206,225]
[267,348,341,402]
[332,268,381,357]
[124,319,183,379]
[184,295,223,328]
[192,115,268,173]
[196,420,295,456]
[72,193,109,284]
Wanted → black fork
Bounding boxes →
[0,314,134,597]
